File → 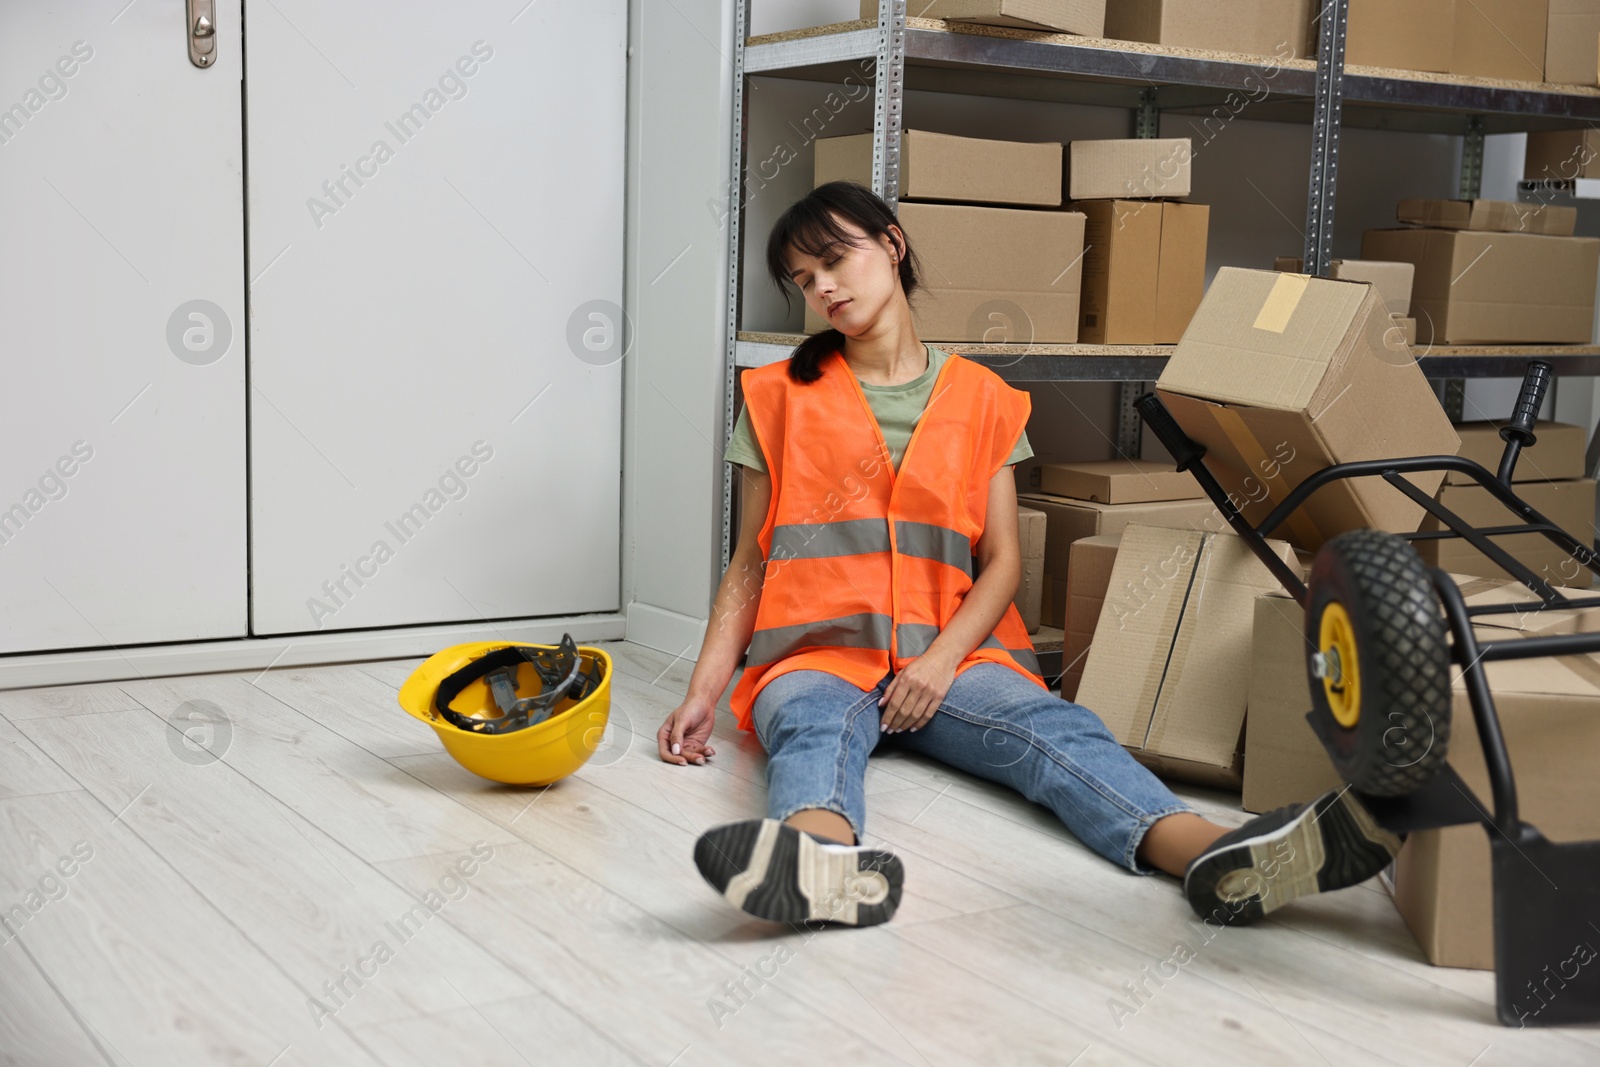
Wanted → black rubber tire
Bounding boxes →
[1305,529,1451,797]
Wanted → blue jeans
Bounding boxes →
[750,663,1194,874]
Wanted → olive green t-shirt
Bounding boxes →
[725,344,1034,474]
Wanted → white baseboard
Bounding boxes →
[623,600,707,661]
[0,613,627,691]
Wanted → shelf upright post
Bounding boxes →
[1442,115,1488,422]
[1117,87,1162,459]
[872,1,908,212]
[1303,0,1349,277]
[720,0,753,574]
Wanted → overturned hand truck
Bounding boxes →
[1138,361,1600,1028]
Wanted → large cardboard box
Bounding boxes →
[1415,478,1598,588]
[1329,259,1415,316]
[1451,0,1548,80]
[814,129,1062,207]
[1242,593,1344,813]
[1446,420,1589,484]
[1077,524,1297,788]
[1061,532,1120,700]
[1393,626,1600,970]
[1027,457,1205,504]
[866,0,1106,35]
[1545,0,1600,85]
[805,202,1087,341]
[1396,197,1577,236]
[1067,139,1191,200]
[1362,228,1600,344]
[1155,268,1461,552]
[1525,128,1600,181]
[1343,0,1455,73]
[1244,578,1600,815]
[1018,491,1221,626]
[1104,0,1316,58]
[1074,200,1209,343]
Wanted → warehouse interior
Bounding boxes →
[4,1,1600,1064]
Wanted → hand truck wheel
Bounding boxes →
[1305,529,1452,797]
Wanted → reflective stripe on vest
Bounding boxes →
[746,611,892,667]
[895,622,1041,676]
[768,517,973,577]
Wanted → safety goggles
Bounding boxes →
[431,633,601,735]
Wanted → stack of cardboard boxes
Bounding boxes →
[1015,458,1216,694]
[1340,1,1600,84]
[808,130,1209,345]
[1069,138,1210,344]
[1060,268,1460,789]
[809,129,1085,342]
[1363,198,1600,345]
[1012,505,1048,632]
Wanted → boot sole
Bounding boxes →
[1185,788,1401,927]
[694,819,904,927]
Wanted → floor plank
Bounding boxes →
[0,715,78,799]
[251,665,439,759]
[114,673,520,863]
[17,708,535,1030]
[0,791,383,1067]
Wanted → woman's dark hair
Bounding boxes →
[765,180,924,383]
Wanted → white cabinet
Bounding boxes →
[244,1,626,635]
[0,1,248,653]
[1,1,627,655]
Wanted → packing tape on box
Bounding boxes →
[1208,406,1326,548]
[1252,273,1309,334]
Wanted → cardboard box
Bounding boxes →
[1391,314,1417,346]
[1362,228,1600,344]
[1067,139,1191,200]
[1415,478,1598,587]
[1061,532,1120,700]
[867,0,1106,35]
[1028,457,1206,504]
[1076,524,1298,788]
[1018,491,1221,624]
[1330,259,1415,315]
[1242,593,1344,813]
[1104,0,1316,58]
[1012,505,1048,632]
[1393,625,1600,970]
[1243,577,1600,815]
[814,129,1062,208]
[1273,256,1305,273]
[1546,0,1600,85]
[1396,197,1577,236]
[1156,268,1461,552]
[1525,128,1600,181]
[805,202,1087,341]
[1343,0,1455,73]
[1074,200,1209,343]
[1447,420,1589,484]
[1015,556,1046,632]
[1451,0,1548,80]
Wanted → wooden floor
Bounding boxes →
[2,640,1597,1066]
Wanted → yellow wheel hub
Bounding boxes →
[1318,601,1362,729]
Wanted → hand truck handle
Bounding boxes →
[1502,360,1552,448]
[1134,392,1205,472]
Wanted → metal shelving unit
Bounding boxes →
[719,0,1600,569]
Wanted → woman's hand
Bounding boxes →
[657,696,719,766]
[878,651,958,734]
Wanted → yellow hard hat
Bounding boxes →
[398,634,613,785]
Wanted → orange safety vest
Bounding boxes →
[728,348,1046,733]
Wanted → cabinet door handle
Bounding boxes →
[187,0,217,67]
